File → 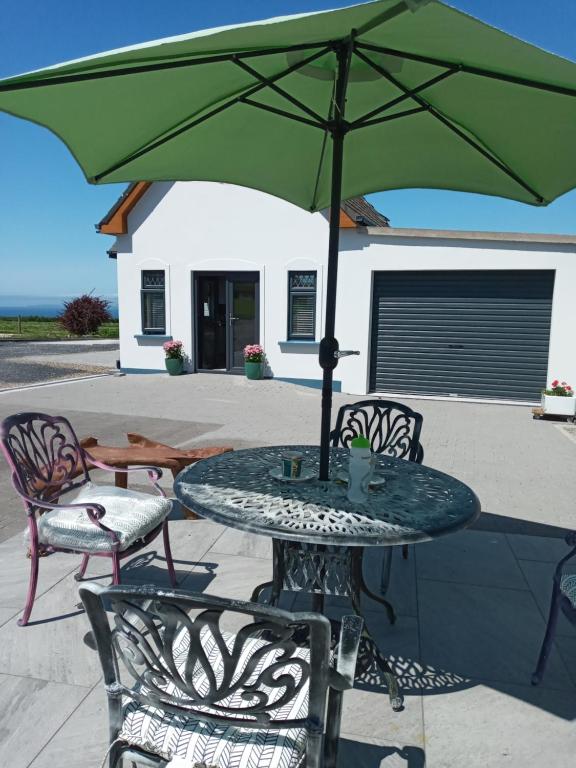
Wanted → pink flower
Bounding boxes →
[163,340,184,359]
[243,343,264,362]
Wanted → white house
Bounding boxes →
[99,181,576,404]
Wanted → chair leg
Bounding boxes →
[163,521,177,587]
[74,554,90,582]
[112,552,121,585]
[18,549,39,626]
[532,586,562,685]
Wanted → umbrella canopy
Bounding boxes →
[1,0,576,207]
[2,0,576,476]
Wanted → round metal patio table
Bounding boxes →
[174,445,481,710]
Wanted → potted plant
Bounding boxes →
[541,379,575,417]
[244,344,264,380]
[163,340,184,376]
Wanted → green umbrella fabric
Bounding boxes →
[1,0,576,211]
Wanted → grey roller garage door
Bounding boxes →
[369,270,554,401]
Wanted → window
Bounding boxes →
[141,270,166,334]
[288,271,316,340]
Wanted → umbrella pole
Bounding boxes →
[319,43,351,481]
[318,135,344,480]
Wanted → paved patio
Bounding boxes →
[0,373,575,767]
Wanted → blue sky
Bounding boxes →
[1,0,575,297]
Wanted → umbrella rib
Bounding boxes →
[354,105,427,129]
[356,42,576,99]
[350,67,459,128]
[240,98,325,130]
[93,46,331,182]
[355,49,545,204]
[233,58,328,126]
[310,76,337,212]
[0,41,336,93]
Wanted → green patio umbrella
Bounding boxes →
[2,0,576,478]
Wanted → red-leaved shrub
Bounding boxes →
[58,294,113,336]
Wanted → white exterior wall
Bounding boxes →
[336,230,576,397]
[114,181,576,400]
[115,182,329,381]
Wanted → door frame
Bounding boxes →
[193,271,260,374]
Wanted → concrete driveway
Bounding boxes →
[0,339,118,390]
[0,373,574,767]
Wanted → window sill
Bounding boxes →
[134,334,172,342]
[278,340,319,353]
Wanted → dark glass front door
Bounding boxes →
[196,273,259,372]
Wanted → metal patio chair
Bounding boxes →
[532,531,576,685]
[0,412,176,626]
[79,581,363,768]
[331,399,424,594]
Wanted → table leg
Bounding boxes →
[115,471,128,489]
[349,549,403,711]
[252,540,404,712]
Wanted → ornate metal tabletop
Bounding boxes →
[174,446,480,547]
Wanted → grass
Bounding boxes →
[0,316,119,340]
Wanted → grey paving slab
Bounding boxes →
[555,635,576,686]
[0,575,102,686]
[507,532,571,563]
[418,579,573,691]
[0,673,90,768]
[518,558,576,639]
[423,680,576,768]
[338,735,425,767]
[0,604,19,628]
[209,526,272,560]
[0,534,79,610]
[27,684,107,768]
[415,530,527,590]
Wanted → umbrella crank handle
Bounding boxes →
[334,350,360,359]
[319,337,359,370]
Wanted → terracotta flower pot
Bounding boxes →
[165,357,184,376]
[244,361,263,380]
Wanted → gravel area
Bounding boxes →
[0,340,118,390]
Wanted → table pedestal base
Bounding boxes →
[250,541,404,712]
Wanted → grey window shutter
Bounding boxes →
[291,295,315,337]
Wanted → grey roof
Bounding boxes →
[341,197,390,227]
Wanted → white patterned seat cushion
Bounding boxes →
[119,625,310,768]
[36,482,171,553]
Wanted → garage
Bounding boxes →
[369,270,555,401]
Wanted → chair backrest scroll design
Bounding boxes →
[331,399,423,462]
[0,412,90,508]
[80,583,333,751]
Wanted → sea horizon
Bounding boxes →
[0,294,119,319]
